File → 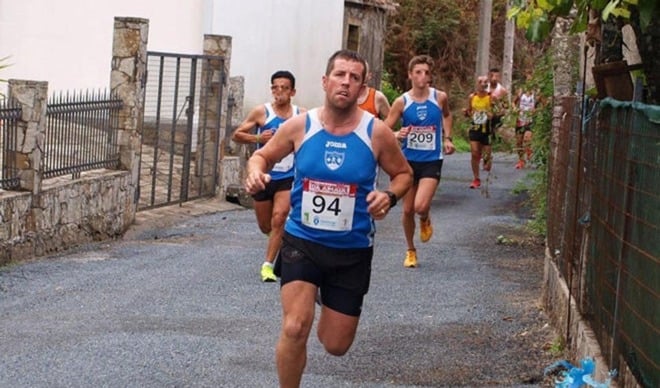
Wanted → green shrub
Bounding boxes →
[525,52,554,236]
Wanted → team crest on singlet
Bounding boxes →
[324,151,345,171]
[416,105,428,121]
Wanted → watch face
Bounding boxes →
[387,191,397,207]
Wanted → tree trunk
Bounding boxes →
[476,0,493,77]
[502,0,515,101]
[552,17,581,97]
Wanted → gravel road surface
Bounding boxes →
[0,152,557,387]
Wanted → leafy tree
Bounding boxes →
[384,0,547,109]
[508,0,659,103]
[384,0,481,102]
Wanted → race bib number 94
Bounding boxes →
[301,178,356,231]
[408,126,436,150]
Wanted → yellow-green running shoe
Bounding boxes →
[260,263,277,282]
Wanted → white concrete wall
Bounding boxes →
[208,0,344,110]
[0,0,204,94]
[0,0,345,110]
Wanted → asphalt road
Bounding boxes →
[0,152,556,387]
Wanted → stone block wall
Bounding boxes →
[0,19,242,266]
[0,171,134,266]
[0,17,148,266]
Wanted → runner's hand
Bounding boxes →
[366,190,390,220]
[245,172,271,195]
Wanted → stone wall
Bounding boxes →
[0,17,147,266]
[0,19,242,266]
[0,171,134,265]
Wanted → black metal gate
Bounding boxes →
[139,51,226,210]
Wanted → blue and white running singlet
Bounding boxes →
[285,109,378,248]
[258,103,299,180]
[400,88,444,162]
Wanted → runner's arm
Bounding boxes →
[232,105,266,145]
[244,114,303,194]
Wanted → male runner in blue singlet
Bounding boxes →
[244,50,412,387]
[385,55,455,268]
[232,70,305,282]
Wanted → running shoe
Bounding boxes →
[420,218,433,243]
[515,160,525,169]
[404,249,417,268]
[469,178,481,189]
[260,263,277,282]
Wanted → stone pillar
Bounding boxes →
[200,34,232,196]
[7,80,48,195]
[110,17,149,206]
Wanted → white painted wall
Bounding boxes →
[0,0,344,110]
[0,0,204,94]
[208,0,344,110]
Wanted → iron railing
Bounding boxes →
[44,90,122,179]
[0,98,21,190]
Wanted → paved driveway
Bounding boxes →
[0,152,556,387]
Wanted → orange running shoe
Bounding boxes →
[404,249,417,268]
[515,160,525,169]
[420,217,433,243]
[469,178,481,189]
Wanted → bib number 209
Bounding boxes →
[407,126,436,151]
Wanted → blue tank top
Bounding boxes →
[400,88,444,162]
[258,103,299,180]
[285,108,378,248]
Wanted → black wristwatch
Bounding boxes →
[384,190,397,208]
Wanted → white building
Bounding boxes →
[0,0,344,109]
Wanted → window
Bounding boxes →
[347,24,360,51]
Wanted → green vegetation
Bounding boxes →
[508,0,658,41]
[380,74,401,106]
[525,52,554,236]
[547,335,566,358]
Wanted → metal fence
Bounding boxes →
[0,98,21,190]
[44,90,122,179]
[547,97,659,388]
[139,51,226,210]
[0,90,122,188]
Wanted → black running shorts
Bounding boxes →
[277,232,373,317]
[408,160,443,184]
[251,177,293,202]
[468,129,492,146]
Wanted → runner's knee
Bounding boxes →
[282,315,312,343]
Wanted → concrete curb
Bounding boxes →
[542,248,640,387]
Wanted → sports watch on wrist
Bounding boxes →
[384,190,397,208]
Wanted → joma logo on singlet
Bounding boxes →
[325,141,347,149]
